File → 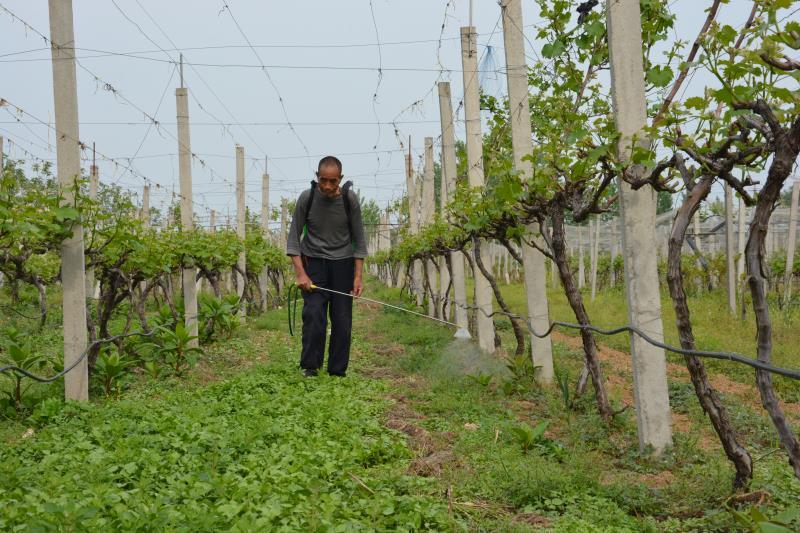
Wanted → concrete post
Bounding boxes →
[504,249,511,284]
[49,0,88,401]
[406,152,424,306]
[260,168,270,311]
[725,184,736,314]
[607,0,672,454]
[578,226,585,289]
[766,220,773,256]
[610,221,619,287]
[461,26,495,353]
[500,0,553,378]
[591,218,600,301]
[694,212,702,253]
[437,148,450,318]
[176,85,198,346]
[138,185,150,295]
[141,185,151,226]
[86,162,99,300]
[784,179,799,304]
[281,198,288,252]
[737,197,746,286]
[210,209,216,232]
[438,82,469,329]
[422,137,438,318]
[380,212,392,284]
[236,145,247,322]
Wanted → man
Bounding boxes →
[286,156,367,377]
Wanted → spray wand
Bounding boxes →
[287,284,472,340]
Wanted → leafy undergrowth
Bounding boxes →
[0,331,453,531]
[360,282,800,532]
[3,280,800,531]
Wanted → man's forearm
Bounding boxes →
[290,255,306,277]
[354,258,364,279]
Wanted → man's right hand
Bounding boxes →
[296,273,313,292]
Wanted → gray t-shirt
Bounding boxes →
[286,187,368,260]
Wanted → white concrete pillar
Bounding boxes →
[236,145,246,322]
[591,218,600,301]
[141,184,151,226]
[767,220,775,257]
[461,25,495,353]
[280,198,288,252]
[737,197,746,284]
[422,137,438,318]
[49,0,88,401]
[437,147,450,317]
[578,226,586,289]
[607,0,672,454]
[694,211,703,253]
[610,221,619,287]
[784,179,799,304]
[86,162,99,300]
[501,0,556,376]
[210,209,216,233]
[725,185,736,314]
[176,85,199,346]
[259,169,270,311]
[438,82,468,328]
[405,151,424,306]
[502,248,510,284]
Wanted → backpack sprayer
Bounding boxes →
[289,179,471,340]
[287,283,472,340]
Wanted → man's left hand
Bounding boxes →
[352,276,363,297]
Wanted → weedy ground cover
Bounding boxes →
[360,282,800,531]
[0,304,453,531]
[2,280,800,531]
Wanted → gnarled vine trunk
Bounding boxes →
[667,174,753,489]
[743,119,800,479]
[550,209,612,421]
[473,238,525,358]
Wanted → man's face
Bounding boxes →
[317,164,342,198]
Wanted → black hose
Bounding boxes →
[287,284,301,337]
[0,329,158,383]
[389,278,800,381]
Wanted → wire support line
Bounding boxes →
[111,62,178,184]
[0,3,236,197]
[0,20,548,58]
[124,0,286,182]
[400,279,800,381]
[0,51,512,74]
[0,119,443,127]
[218,0,310,163]
[0,99,214,214]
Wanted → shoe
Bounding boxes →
[302,368,318,378]
[328,372,346,378]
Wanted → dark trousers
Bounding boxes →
[300,257,354,376]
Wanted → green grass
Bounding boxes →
[362,281,800,531]
[2,280,800,531]
[0,313,454,531]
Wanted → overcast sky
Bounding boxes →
[0,1,762,227]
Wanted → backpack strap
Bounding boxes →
[304,180,317,221]
[299,181,317,241]
[341,181,355,242]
